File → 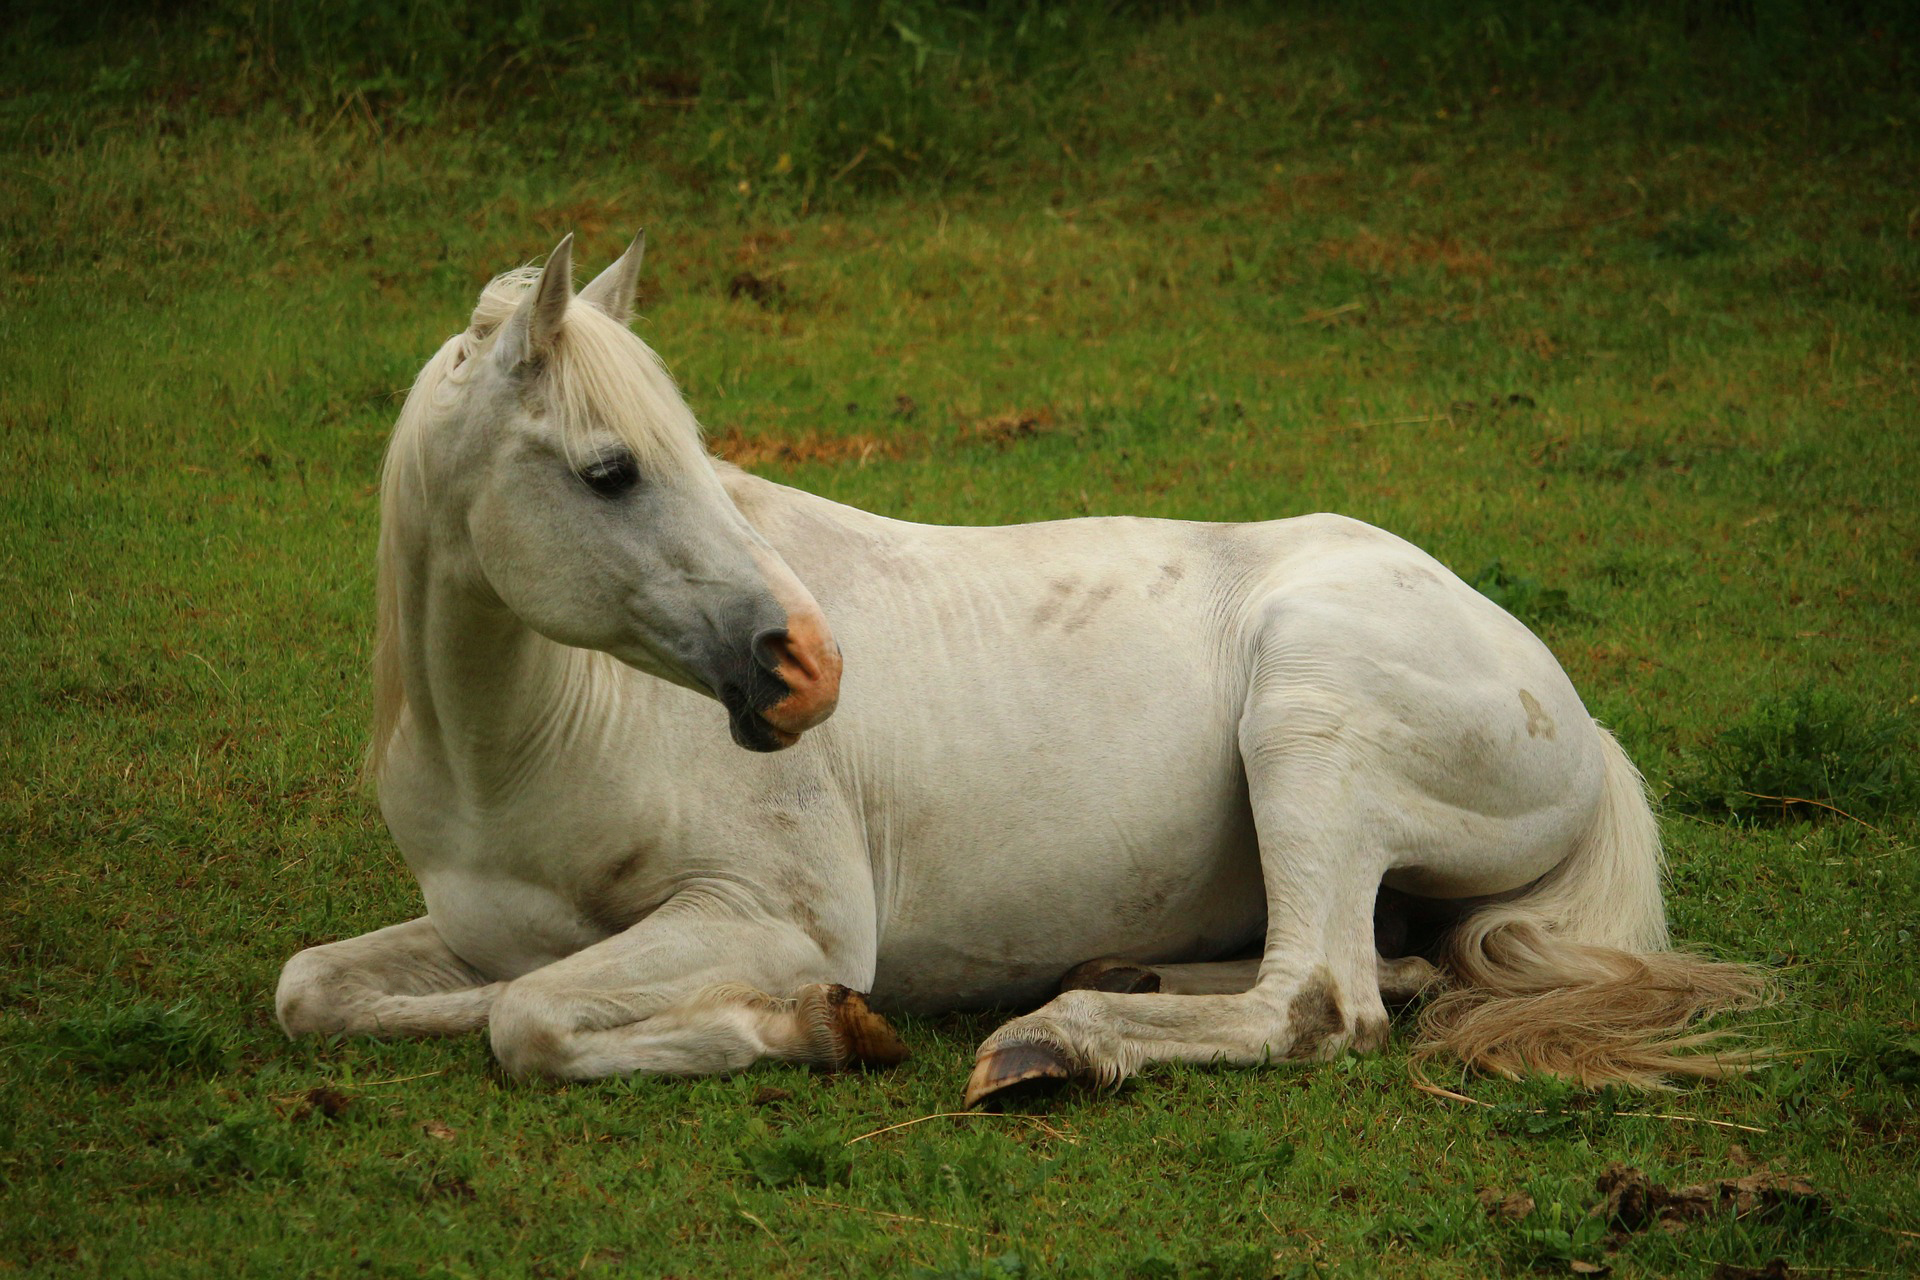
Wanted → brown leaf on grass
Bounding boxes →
[421,1120,456,1141]
[711,427,898,468]
[1593,1164,1826,1235]
[1568,1261,1609,1276]
[1476,1186,1537,1221]
[963,408,1056,447]
[751,1086,793,1106]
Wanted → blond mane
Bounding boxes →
[366,268,709,779]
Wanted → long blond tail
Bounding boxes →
[1414,728,1770,1089]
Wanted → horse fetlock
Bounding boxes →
[799,984,910,1070]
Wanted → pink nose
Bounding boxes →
[756,610,841,736]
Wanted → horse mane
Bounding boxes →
[367,266,709,780]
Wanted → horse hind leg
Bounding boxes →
[967,606,1474,1105]
[967,681,1402,1109]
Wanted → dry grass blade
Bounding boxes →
[345,1069,449,1090]
[844,1111,1078,1145]
[1738,792,1884,833]
[801,1197,1004,1237]
[1408,1076,1768,1133]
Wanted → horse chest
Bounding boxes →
[382,770,657,979]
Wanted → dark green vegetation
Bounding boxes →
[3,2,1917,1275]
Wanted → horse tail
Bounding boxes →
[1413,725,1771,1089]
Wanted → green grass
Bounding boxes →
[3,1,1918,1275]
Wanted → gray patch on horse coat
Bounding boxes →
[1391,566,1439,592]
[774,863,833,950]
[1284,970,1347,1059]
[1031,579,1078,628]
[1033,578,1117,633]
[1519,689,1557,739]
[1060,583,1118,634]
[1147,562,1186,599]
[1114,877,1177,927]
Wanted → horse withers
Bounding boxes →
[275,234,1763,1106]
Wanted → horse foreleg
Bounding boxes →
[485,907,905,1080]
[277,916,503,1039]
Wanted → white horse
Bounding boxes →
[276,234,1762,1106]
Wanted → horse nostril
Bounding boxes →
[752,627,796,680]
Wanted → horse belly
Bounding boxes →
[869,770,1265,1013]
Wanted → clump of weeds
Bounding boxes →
[36,999,231,1079]
[1669,685,1915,822]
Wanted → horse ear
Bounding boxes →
[578,230,646,324]
[495,234,574,371]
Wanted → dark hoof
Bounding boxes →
[1059,957,1163,995]
[824,986,911,1069]
[964,1041,1077,1111]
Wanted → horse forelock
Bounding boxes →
[366,265,710,781]
[468,265,706,473]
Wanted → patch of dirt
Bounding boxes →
[639,67,701,99]
[279,1087,352,1121]
[711,427,900,468]
[423,1173,475,1202]
[1592,1164,1827,1234]
[1711,1261,1792,1280]
[533,197,626,239]
[727,271,788,307]
[962,407,1057,447]
[1477,1186,1536,1221]
[1450,393,1537,416]
[1319,229,1496,279]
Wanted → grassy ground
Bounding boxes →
[3,2,1917,1276]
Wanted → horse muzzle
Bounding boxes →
[719,608,842,752]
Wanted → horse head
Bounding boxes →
[382,233,840,753]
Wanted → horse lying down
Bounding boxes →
[276,234,1764,1107]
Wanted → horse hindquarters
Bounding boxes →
[967,598,1458,1105]
[1414,729,1771,1088]
[963,578,1762,1106]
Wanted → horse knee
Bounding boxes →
[276,950,347,1038]
[488,983,573,1078]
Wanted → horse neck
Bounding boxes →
[392,547,611,802]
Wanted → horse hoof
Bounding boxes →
[964,1041,1077,1110]
[824,986,911,1068]
[1059,957,1163,994]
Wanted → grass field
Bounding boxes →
[3,2,1918,1276]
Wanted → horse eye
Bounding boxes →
[578,451,640,498]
